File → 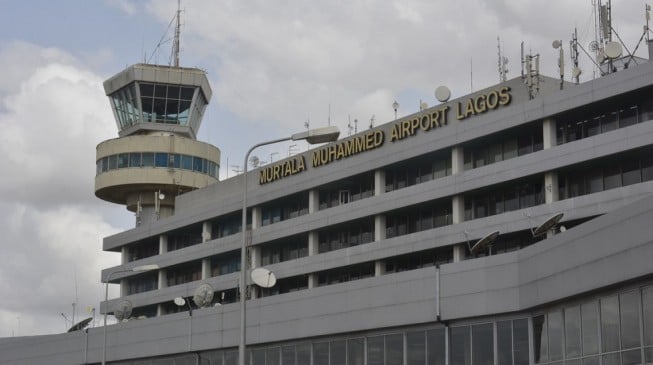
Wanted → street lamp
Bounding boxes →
[392,100,399,120]
[102,264,159,365]
[239,126,339,365]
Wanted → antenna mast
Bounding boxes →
[173,0,181,67]
[497,36,508,82]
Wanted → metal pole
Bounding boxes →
[102,273,111,365]
[239,137,292,365]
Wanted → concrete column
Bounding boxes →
[202,258,211,279]
[120,279,127,297]
[374,214,386,242]
[250,246,261,269]
[451,146,465,174]
[544,171,559,204]
[452,196,465,224]
[121,246,128,264]
[309,189,319,213]
[202,221,212,242]
[308,231,319,256]
[157,304,165,317]
[542,118,557,149]
[374,260,385,276]
[251,207,262,230]
[453,245,466,263]
[159,234,168,255]
[308,274,317,289]
[158,269,167,289]
[374,169,386,196]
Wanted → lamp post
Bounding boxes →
[102,264,159,365]
[392,100,399,120]
[239,126,340,365]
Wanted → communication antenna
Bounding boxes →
[347,115,353,136]
[420,101,429,111]
[67,317,92,333]
[497,36,509,82]
[172,0,182,67]
[354,118,358,133]
[570,28,582,84]
[251,267,277,288]
[523,50,540,99]
[230,165,242,175]
[524,212,565,237]
[434,85,451,103]
[114,300,133,322]
[647,4,651,42]
[463,230,500,256]
[552,40,565,89]
[249,155,260,168]
[369,115,375,129]
[304,120,309,130]
[192,283,215,308]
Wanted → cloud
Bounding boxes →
[0,42,122,336]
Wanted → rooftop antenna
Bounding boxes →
[354,118,358,133]
[347,115,353,136]
[520,42,525,79]
[328,104,331,126]
[173,0,182,67]
[497,36,508,82]
[570,28,582,84]
[552,40,565,89]
[369,114,375,129]
[523,49,540,99]
[647,4,651,42]
[304,120,309,130]
[463,230,500,256]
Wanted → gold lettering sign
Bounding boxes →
[312,130,384,167]
[259,156,306,184]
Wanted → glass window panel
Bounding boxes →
[427,328,446,365]
[533,315,549,363]
[621,159,641,186]
[282,346,295,365]
[180,87,195,100]
[130,152,141,167]
[450,326,471,365]
[619,106,638,127]
[642,154,653,182]
[224,350,237,365]
[154,84,167,98]
[193,156,203,172]
[645,347,653,363]
[266,348,280,365]
[101,157,108,172]
[330,340,345,365]
[140,83,154,97]
[586,118,600,137]
[644,286,653,346]
[142,152,154,167]
[586,169,603,194]
[621,349,641,365]
[504,138,518,159]
[548,311,563,361]
[564,306,582,358]
[620,290,641,349]
[602,352,621,365]
[497,321,512,365]
[386,334,403,365]
[603,165,621,190]
[602,112,618,132]
[155,153,168,168]
[566,360,581,365]
[580,302,599,355]
[513,319,529,365]
[407,331,426,365]
[347,338,364,365]
[182,155,193,170]
[601,295,621,352]
[118,153,129,168]
[153,98,166,123]
[582,356,599,365]
[296,344,311,365]
[517,134,533,156]
[108,155,118,170]
[504,188,519,212]
[472,323,494,365]
[367,335,385,365]
[251,349,265,365]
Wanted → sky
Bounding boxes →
[0,0,648,337]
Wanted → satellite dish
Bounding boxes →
[249,155,260,168]
[604,41,622,59]
[67,317,93,332]
[559,225,567,233]
[572,67,582,78]
[420,102,429,110]
[173,297,186,307]
[251,267,277,288]
[470,231,500,255]
[596,50,606,64]
[158,192,165,200]
[434,85,451,102]
[192,283,215,308]
[532,213,564,237]
[552,40,562,49]
[113,300,133,321]
[589,41,599,52]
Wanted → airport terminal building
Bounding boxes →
[2,34,653,365]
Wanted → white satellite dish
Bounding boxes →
[572,67,582,78]
[251,267,277,288]
[434,85,451,103]
[532,213,564,237]
[469,231,500,255]
[192,283,215,308]
[420,102,429,111]
[114,300,133,321]
[158,192,165,200]
[604,41,622,59]
[173,297,186,307]
[597,50,606,64]
[552,40,562,49]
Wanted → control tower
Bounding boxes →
[95,63,220,225]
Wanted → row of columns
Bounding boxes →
[121,119,558,314]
